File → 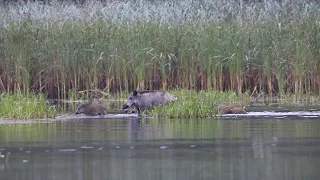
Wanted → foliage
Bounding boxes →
[148,89,248,118]
[0,0,319,100]
[0,93,56,119]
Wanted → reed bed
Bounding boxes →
[0,93,56,119]
[148,89,248,118]
[0,0,320,101]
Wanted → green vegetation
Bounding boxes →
[0,93,56,119]
[0,0,319,101]
[148,89,248,118]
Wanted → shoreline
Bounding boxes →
[0,113,140,125]
[2,110,320,124]
[0,119,55,124]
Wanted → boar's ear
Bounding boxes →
[132,89,138,96]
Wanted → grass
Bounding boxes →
[148,89,249,118]
[66,89,247,118]
[0,0,319,101]
[0,93,56,119]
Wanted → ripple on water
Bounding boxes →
[221,111,320,118]
[274,116,286,119]
[299,115,319,118]
[80,146,94,149]
[59,149,76,152]
[56,113,140,120]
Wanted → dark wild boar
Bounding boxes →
[75,100,107,116]
[123,106,138,114]
[122,90,177,114]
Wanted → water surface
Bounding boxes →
[1,114,320,180]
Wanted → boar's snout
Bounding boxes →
[122,104,130,110]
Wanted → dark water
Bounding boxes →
[1,116,320,180]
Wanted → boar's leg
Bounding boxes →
[136,106,141,115]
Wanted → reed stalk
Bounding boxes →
[0,0,319,100]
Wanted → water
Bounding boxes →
[1,115,320,180]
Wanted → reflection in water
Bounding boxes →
[252,138,270,159]
[0,118,320,180]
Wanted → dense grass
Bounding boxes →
[148,89,248,118]
[0,0,319,100]
[0,93,56,119]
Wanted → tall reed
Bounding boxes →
[0,0,319,100]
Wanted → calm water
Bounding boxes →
[1,116,320,180]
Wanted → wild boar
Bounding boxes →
[123,106,138,114]
[122,90,177,114]
[218,105,233,114]
[230,107,247,114]
[75,100,107,116]
[218,105,247,114]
